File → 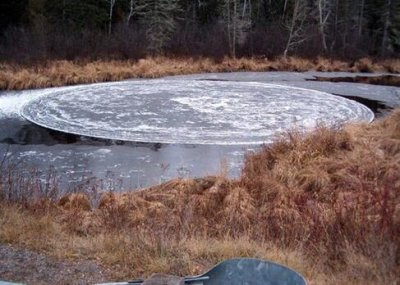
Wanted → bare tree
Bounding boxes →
[127,0,135,25]
[381,0,393,56]
[283,0,289,18]
[105,0,117,35]
[223,0,252,58]
[358,0,365,37]
[329,0,339,52]
[283,0,309,58]
[316,0,332,52]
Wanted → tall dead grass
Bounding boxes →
[95,110,400,283]
[1,110,400,284]
[0,56,399,90]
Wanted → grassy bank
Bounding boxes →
[1,110,399,284]
[1,56,400,91]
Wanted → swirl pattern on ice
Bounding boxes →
[20,79,374,145]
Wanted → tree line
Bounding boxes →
[0,0,399,62]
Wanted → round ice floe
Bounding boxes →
[20,79,374,145]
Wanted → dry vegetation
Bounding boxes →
[0,56,400,90]
[1,110,399,284]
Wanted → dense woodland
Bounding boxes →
[0,0,399,63]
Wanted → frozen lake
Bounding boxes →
[0,72,399,191]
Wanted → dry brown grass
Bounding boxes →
[0,56,399,90]
[1,110,400,284]
[0,204,323,282]
[0,204,374,285]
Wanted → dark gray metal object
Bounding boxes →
[97,258,307,285]
[188,258,306,285]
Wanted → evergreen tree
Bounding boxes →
[44,0,108,30]
[135,0,182,53]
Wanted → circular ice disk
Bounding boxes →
[21,79,374,145]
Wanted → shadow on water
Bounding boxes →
[196,78,231,82]
[333,94,392,118]
[0,118,165,150]
[307,75,400,87]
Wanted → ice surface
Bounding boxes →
[168,72,400,108]
[0,91,42,118]
[0,85,84,118]
[20,79,374,145]
[0,143,245,190]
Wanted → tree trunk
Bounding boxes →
[283,0,288,18]
[358,0,365,37]
[62,0,66,25]
[232,0,237,58]
[108,0,116,35]
[283,0,307,58]
[126,0,134,26]
[318,0,329,52]
[227,0,232,57]
[380,0,392,57]
[284,0,297,58]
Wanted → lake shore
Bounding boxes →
[1,56,400,91]
[1,109,399,284]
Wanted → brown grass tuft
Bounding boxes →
[380,58,400,73]
[351,58,379,72]
[58,193,91,211]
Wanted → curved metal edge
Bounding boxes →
[95,258,308,285]
[186,257,308,285]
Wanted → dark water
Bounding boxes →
[335,94,392,118]
[0,117,250,192]
[307,75,400,87]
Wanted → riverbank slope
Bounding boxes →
[1,56,400,91]
[1,109,399,284]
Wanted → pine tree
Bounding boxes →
[135,0,182,53]
[44,0,108,30]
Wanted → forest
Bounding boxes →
[0,0,399,63]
